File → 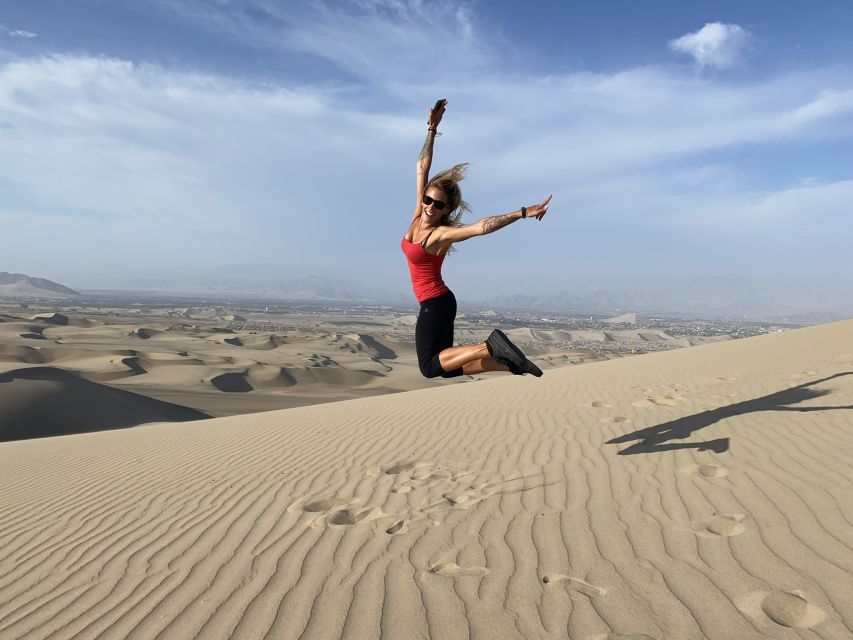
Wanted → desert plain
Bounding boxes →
[0,302,851,639]
[0,303,743,437]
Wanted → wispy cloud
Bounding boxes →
[669,22,751,69]
[0,24,37,38]
[162,0,492,84]
[2,52,852,273]
[2,3,853,291]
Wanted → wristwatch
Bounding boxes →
[521,206,527,219]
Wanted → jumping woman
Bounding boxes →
[402,99,551,379]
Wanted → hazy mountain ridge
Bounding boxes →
[478,276,853,318]
[10,265,851,318]
[0,273,80,299]
[56,264,409,304]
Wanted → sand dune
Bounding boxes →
[30,312,69,325]
[1,305,731,422]
[0,320,851,638]
[0,314,419,417]
[0,366,208,441]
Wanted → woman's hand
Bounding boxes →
[428,99,447,129]
[525,194,552,221]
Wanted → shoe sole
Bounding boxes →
[520,360,543,377]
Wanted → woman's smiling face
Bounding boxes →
[423,186,449,221]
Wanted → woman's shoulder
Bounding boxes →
[430,223,459,256]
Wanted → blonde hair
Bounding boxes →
[426,163,470,255]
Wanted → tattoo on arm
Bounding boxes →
[418,130,434,161]
[481,213,517,235]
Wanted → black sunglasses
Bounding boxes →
[422,194,448,211]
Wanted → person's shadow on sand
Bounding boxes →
[606,372,853,455]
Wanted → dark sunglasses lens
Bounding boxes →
[423,194,447,211]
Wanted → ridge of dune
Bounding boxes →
[1,320,852,639]
[0,366,209,442]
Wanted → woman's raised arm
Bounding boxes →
[414,99,446,218]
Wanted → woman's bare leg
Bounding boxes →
[438,342,510,374]
[437,342,489,372]
[462,357,509,375]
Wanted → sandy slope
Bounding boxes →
[1,320,852,639]
[0,367,209,441]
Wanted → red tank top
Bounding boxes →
[401,227,450,303]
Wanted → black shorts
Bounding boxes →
[415,290,464,379]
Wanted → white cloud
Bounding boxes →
[2,28,853,289]
[0,25,37,38]
[163,0,490,84]
[669,22,751,69]
[0,54,418,267]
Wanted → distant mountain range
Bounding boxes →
[0,272,80,299]
[44,264,411,305]
[478,278,853,318]
[5,265,850,320]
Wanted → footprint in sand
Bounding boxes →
[386,519,406,534]
[761,590,825,628]
[542,574,606,597]
[384,460,434,493]
[701,513,746,537]
[738,590,825,629]
[299,497,390,529]
[302,497,359,512]
[386,510,444,535]
[413,484,491,512]
[326,505,386,526]
[296,498,388,528]
[439,476,516,507]
[384,460,472,493]
[697,463,729,478]
[428,467,472,482]
[590,400,613,408]
[429,562,489,577]
[382,460,431,475]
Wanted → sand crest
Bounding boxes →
[0,366,208,441]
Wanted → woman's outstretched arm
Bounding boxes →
[436,195,552,245]
[414,99,446,217]
[480,195,552,235]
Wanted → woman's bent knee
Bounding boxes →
[419,359,442,378]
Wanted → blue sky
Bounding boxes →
[1,1,852,300]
